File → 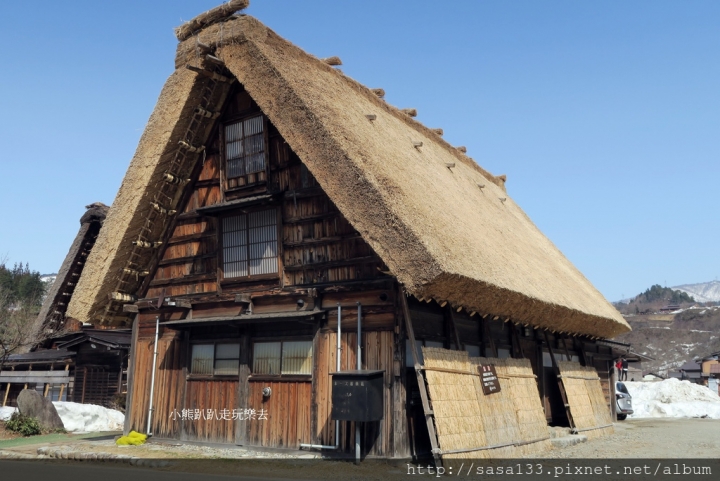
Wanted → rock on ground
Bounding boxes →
[16,389,64,431]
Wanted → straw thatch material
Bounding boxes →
[174,0,249,41]
[557,361,614,439]
[471,357,552,456]
[422,348,551,461]
[422,348,489,460]
[67,14,630,339]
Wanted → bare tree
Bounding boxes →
[0,273,65,373]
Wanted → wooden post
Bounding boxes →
[511,324,525,359]
[81,367,88,404]
[609,360,618,422]
[400,292,441,466]
[536,337,546,416]
[479,316,487,357]
[58,364,69,401]
[544,331,575,430]
[2,367,13,407]
[484,319,498,357]
[444,307,462,350]
[24,365,31,390]
[44,364,54,397]
[235,331,251,445]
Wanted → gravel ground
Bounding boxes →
[536,417,720,458]
[2,418,719,480]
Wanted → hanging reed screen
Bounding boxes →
[421,347,551,462]
[557,361,614,439]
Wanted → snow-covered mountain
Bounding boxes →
[672,281,720,303]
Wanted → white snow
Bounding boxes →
[626,378,720,419]
[0,403,123,432]
[52,402,124,432]
[0,406,17,421]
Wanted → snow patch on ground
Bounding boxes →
[0,403,123,432]
[0,406,17,421]
[626,378,720,419]
[53,402,124,432]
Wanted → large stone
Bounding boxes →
[16,389,65,431]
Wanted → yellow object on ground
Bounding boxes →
[115,430,148,445]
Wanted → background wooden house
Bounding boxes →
[66,3,631,459]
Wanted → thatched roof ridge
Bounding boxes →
[68,14,628,338]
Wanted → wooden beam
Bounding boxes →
[400,291,441,466]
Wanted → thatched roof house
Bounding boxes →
[32,202,108,340]
[67,13,627,339]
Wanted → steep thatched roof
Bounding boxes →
[26,202,108,353]
[67,15,628,338]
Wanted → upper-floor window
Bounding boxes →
[225,115,265,179]
[222,209,278,278]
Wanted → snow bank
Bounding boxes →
[0,406,17,421]
[52,402,124,432]
[1,402,123,432]
[626,378,720,419]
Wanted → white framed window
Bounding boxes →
[190,343,240,376]
[222,209,278,278]
[225,115,265,178]
[252,340,313,375]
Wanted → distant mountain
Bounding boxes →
[672,281,720,303]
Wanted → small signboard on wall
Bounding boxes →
[479,364,501,395]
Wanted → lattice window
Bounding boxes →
[222,209,278,278]
[225,115,265,179]
[252,340,313,375]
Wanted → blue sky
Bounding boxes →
[0,0,717,302]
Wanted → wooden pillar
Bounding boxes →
[392,291,409,458]
[479,316,487,357]
[444,307,462,350]
[44,364,54,397]
[235,331,251,445]
[58,364,69,402]
[81,367,88,404]
[609,360,618,421]
[2,367,13,407]
[536,336,546,416]
[24,365,31,390]
[123,315,139,436]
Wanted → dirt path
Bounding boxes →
[536,418,720,458]
[2,419,719,480]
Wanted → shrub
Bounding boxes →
[5,412,41,436]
